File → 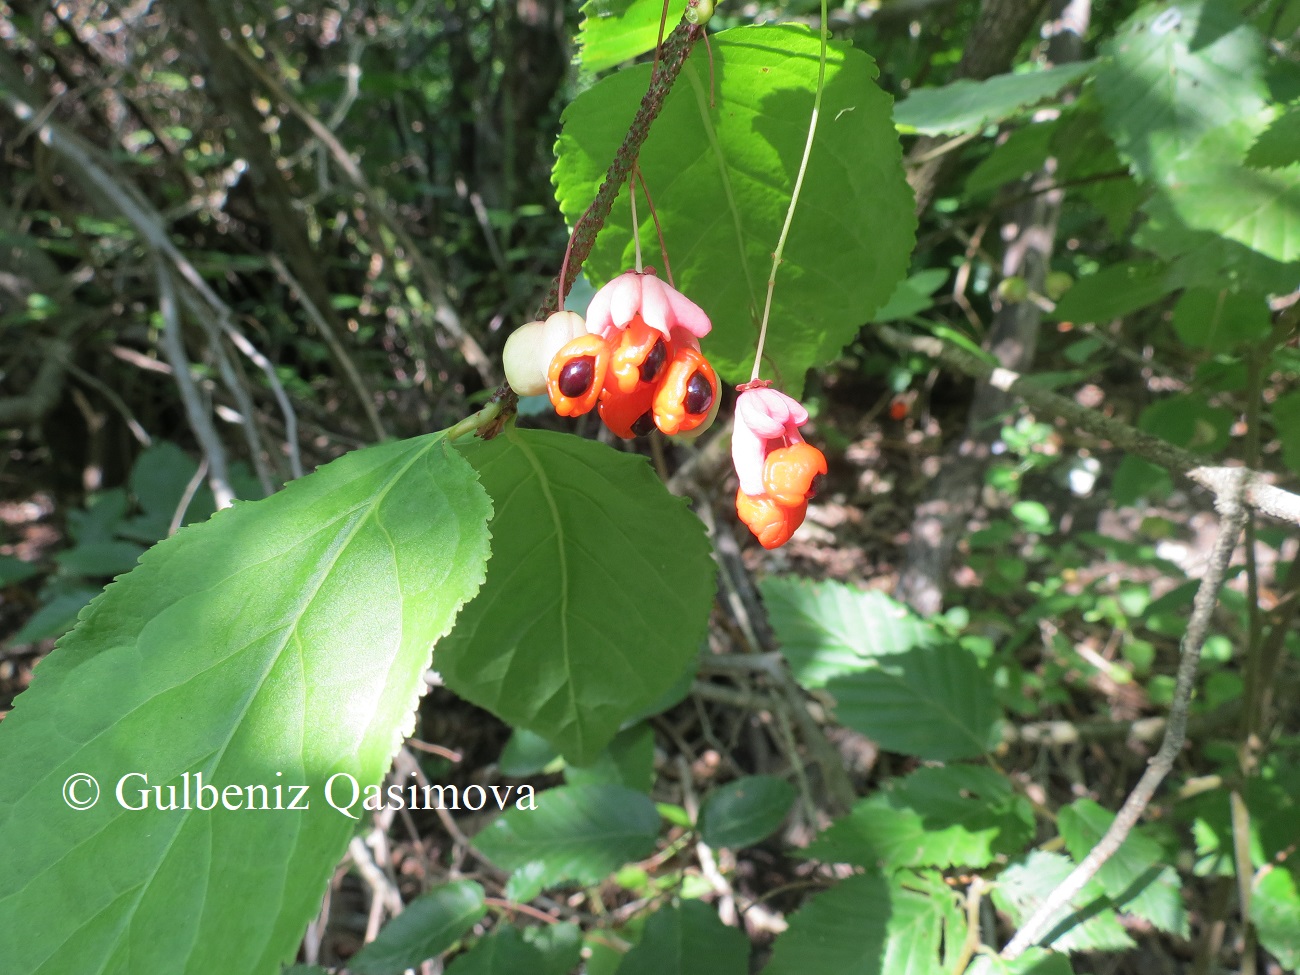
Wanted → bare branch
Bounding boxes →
[877,326,1300,527]
[156,264,235,510]
[1002,470,1250,958]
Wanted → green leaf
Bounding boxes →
[698,775,796,849]
[1247,104,1300,169]
[894,61,1097,136]
[761,872,892,975]
[0,433,493,975]
[1049,261,1173,324]
[473,784,660,890]
[1254,866,1300,970]
[762,577,940,689]
[577,0,670,76]
[1098,2,1300,263]
[54,540,146,578]
[500,729,563,777]
[870,268,951,322]
[805,765,1034,872]
[1058,799,1188,937]
[349,881,487,974]
[566,722,657,792]
[0,554,40,586]
[1272,389,1300,475]
[762,871,963,975]
[1172,287,1272,351]
[615,900,750,975]
[446,926,546,975]
[438,427,713,764]
[1098,3,1269,181]
[523,921,584,975]
[966,948,1075,975]
[992,851,1135,953]
[826,644,1001,760]
[9,587,100,644]
[881,872,965,975]
[554,24,915,394]
[965,122,1056,197]
[1139,393,1234,453]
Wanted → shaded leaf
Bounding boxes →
[826,645,1001,761]
[1050,261,1173,324]
[966,948,1074,975]
[566,722,657,792]
[615,900,750,975]
[763,577,939,689]
[349,881,487,974]
[1058,799,1188,937]
[523,921,584,975]
[446,926,545,975]
[1246,104,1300,169]
[698,775,796,849]
[761,872,892,975]
[473,784,661,890]
[1097,2,1300,263]
[439,427,713,764]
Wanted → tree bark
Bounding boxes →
[896,0,1090,617]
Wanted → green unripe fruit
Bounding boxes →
[503,320,549,396]
[503,311,589,398]
[684,0,714,25]
[997,276,1029,303]
[1045,271,1074,302]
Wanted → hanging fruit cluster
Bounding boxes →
[504,270,720,440]
[502,273,825,550]
[731,386,827,549]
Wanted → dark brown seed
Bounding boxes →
[559,358,595,397]
[684,373,713,415]
[808,473,826,499]
[640,339,667,383]
[631,411,656,437]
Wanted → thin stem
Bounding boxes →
[636,165,674,286]
[751,0,828,383]
[629,173,643,272]
[540,22,703,319]
[444,399,504,443]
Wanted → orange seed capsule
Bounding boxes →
[651,347,718,436]
[762,442,828,508]
[735,488,806,549]
[547,333,612,417]
[607,315,670,395]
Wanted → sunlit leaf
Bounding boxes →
[555,24,915,395]
[0,434,493,975]
[894,61,1097,136]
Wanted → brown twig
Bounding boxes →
[539,20,702,319]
